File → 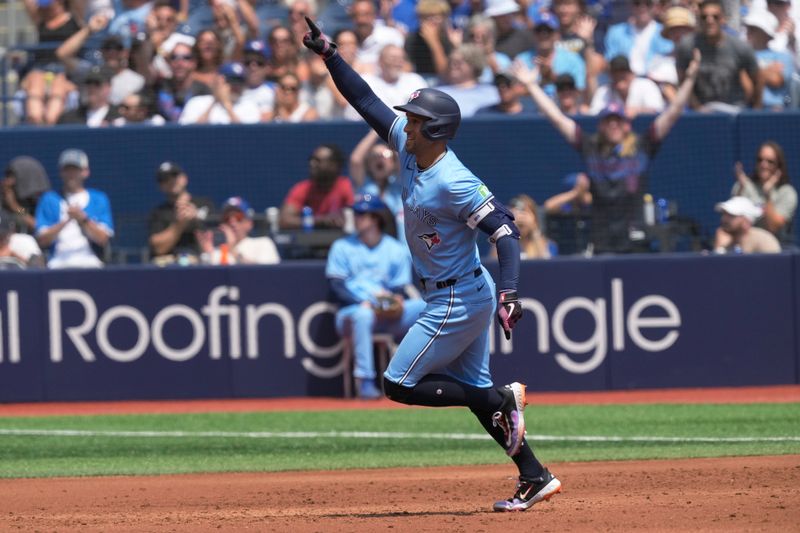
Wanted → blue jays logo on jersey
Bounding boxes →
[419,232,441,251]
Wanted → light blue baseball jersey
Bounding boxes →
[325,234,411,304]
[388,115,494,282]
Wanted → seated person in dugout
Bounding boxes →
[326,195,426,399]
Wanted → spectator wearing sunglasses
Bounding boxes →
[724,141,797,248]
[197,197,280,265]
[112,90,166,126]
[241,40,276,122]
[267,72,318,122]
[676,0,762,110]
[156,40,212,122]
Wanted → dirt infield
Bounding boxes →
[1,385,799,532]
[2,456,798,532]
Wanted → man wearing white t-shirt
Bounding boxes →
[350,0,405,71]
[344,44,428,121]
[179,62,260,125]
[241,40,276,122]
[590,55,665,118]
[34,149,114,269]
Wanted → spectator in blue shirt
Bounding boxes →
[744,9,794,109]
[603,0,673,76]
[108,0,152,47]
[326,195,426,399]
[516,12,587,99]
[35,149,114,268]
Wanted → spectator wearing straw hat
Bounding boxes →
[646,6,696,104]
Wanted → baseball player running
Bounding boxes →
[303,18,561,511]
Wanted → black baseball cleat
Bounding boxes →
[492,382,527,457]
[492,469,562,512]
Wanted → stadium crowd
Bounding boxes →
[5,0,800,126]
[1,0,798,269]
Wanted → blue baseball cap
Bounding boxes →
[352,194,387,214]
[598,101,627,120]
[534,12,559,31]
[218,62,245,81]
[37,0,54,7]
[243,40,270,59]
[222,196,253,217]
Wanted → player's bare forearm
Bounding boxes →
[653,77,693,140]
[655,50,699,140]
[520,77,577,144]
[149,223,185,256]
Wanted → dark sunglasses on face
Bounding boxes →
[245,58,266,67]
[280,84,299,92]
[170,53,194,62]
[224,211,246,223]
[701,12,721,21]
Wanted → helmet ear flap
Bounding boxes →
[423,123,440,141]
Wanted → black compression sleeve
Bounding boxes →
[325,54,396,141]
[329,277,360,306]
[476,200,521,293]
[494,236,521,293]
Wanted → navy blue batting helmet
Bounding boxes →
[352,194,387,214]
[394,88,461,141]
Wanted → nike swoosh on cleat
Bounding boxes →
[518,486,533,500]
[477,283,485,292]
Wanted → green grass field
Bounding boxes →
[1,403,798,478]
